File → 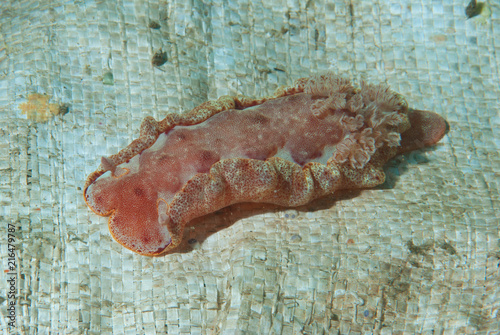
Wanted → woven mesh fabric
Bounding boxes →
[0,0,499,334]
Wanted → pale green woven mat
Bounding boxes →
[0,0,498,334]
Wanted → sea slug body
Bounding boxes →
[84,73,448,256]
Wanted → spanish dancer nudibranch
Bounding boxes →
[84,73,448,256]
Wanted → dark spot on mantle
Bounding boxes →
[251,113,271,126]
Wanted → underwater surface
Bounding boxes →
[0,0,498,333]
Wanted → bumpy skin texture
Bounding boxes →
[84,73,448,256]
